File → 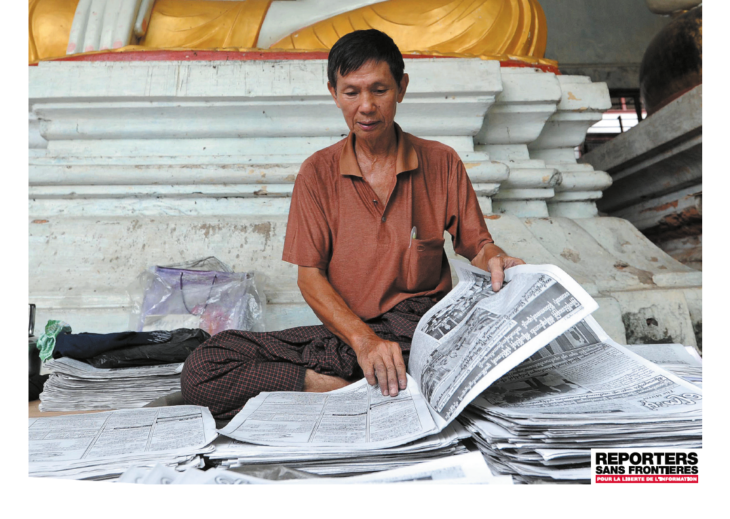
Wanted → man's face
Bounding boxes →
[328,60,409,144]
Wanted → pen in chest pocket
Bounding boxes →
[409,226,417,248]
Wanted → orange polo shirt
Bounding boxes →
[282,124,494,321]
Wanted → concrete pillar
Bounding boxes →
[475,68,562,217]
[528,75,613,218]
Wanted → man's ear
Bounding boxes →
[397,73,409,103]
[327,81,341,109]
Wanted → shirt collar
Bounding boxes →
[339,123,419,178]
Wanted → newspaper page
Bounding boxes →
[280,452,511,484]
[221,261,597,448]
[476,316,703,417]
[116,466,153,484]
[624,343,702,387]
[335,452,510,484]
[624,344,702,366]
[409,261,598,425]
[29,405,217,465]
[118,454,506,484]
[117,465,273,484]
[211,423,464,461]
[139,464,180,484]
[219,374,438,449]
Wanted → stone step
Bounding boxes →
[29,214,701,346]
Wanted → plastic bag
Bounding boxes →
[128,257,266,335]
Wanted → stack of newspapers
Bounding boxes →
[29,406,218,480]
[209,422,471,476]
[458,318,703,483]
[206,261,702,484]
[29,261,702,484]
[39,357,183,411]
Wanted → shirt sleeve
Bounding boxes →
[444,155,494,260]
[282,162,332,270]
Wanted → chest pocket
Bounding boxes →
[406,236,445,292]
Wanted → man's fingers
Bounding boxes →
[384,357,400,397]
[358,341,410,396]
[364,371,377,386]
[379,353,399,396]
[373,361,389,395]
[362,360,377,386]
[394,355,408,390]
[504,257,526,269]
[489,257,505,291]
[389,343,407,390]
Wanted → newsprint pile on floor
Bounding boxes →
[29,261,703,484]
[39,359,184,412]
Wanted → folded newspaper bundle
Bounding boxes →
[214,261,702,483]
[117,452,510,484]
[459,317,703,483]
[38,358,183,411]
[29,406,218,480]
[208,423,471,476]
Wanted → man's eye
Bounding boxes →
[344,92,357,97]
[376,89,387,94]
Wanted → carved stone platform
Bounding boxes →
[29,58,702,347]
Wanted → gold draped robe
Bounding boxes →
[273,0,547,58]
[29,0,550,65]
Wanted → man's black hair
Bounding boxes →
[327,29,405,90]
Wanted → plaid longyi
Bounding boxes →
[180,296,434,419]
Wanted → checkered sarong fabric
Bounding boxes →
[180,296,435,419]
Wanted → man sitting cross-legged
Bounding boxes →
[181,29,525,420]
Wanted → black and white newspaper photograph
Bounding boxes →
[410,261,598,424]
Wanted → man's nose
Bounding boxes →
[359,92,376,113]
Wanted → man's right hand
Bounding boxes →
[352,335,407,397]
[297,266,408,398]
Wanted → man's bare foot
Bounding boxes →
[303,370,352,392]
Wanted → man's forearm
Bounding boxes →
[297,266,378,353]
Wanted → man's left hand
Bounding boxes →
[471,243,526,292]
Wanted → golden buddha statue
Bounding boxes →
[29,0,551,66]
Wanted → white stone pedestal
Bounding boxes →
[29,58,701,346]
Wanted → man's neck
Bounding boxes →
[353,125,398,167]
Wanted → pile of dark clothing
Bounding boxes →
[51,328,210,368]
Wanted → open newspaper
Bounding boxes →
[29,405,218,479]
[473,315,703,418]
[220,261,598,449]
